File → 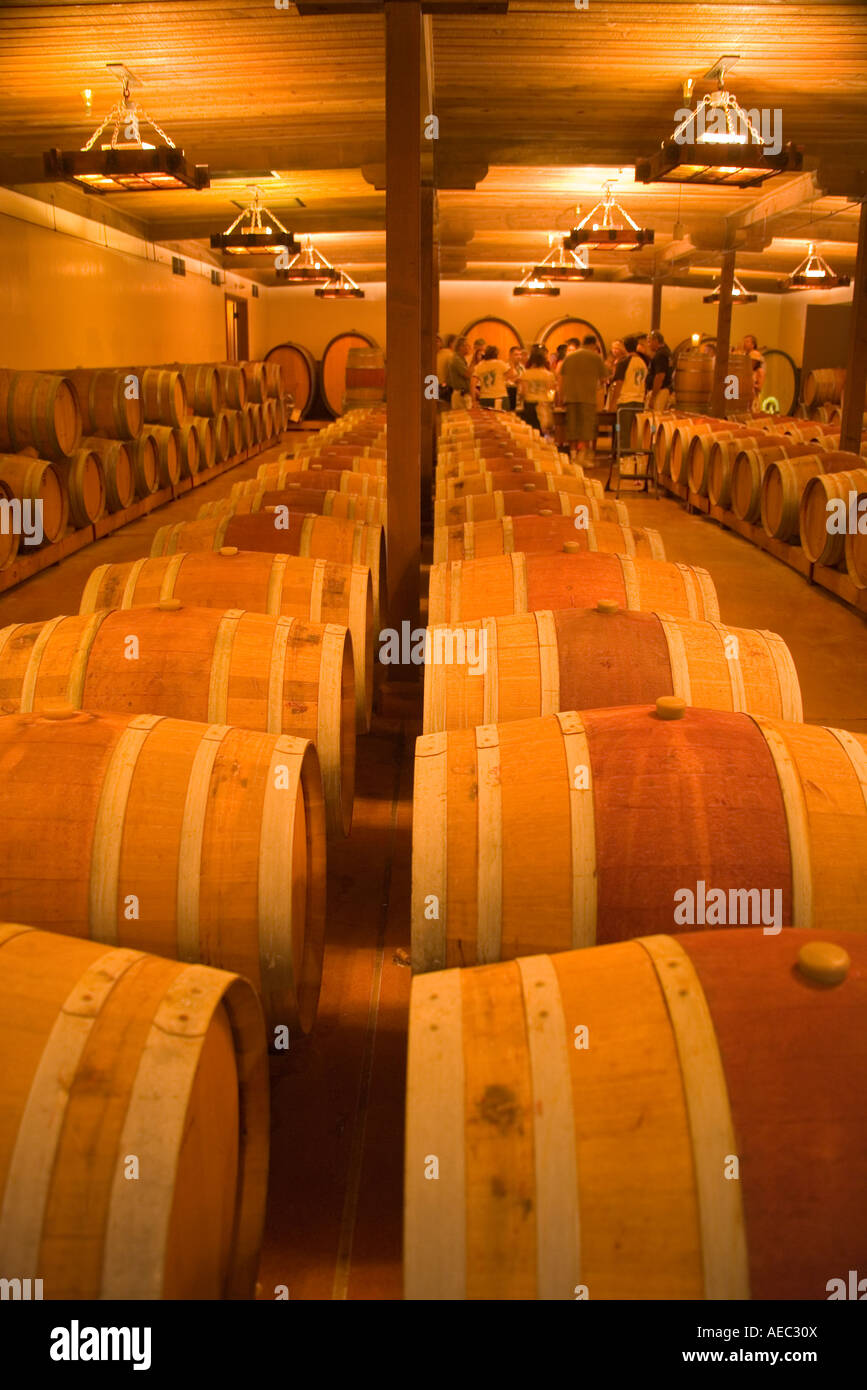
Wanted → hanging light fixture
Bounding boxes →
[43,64,209,193]
[564,182,654,252]
[785,242,851,291]
[513,264,560,297]
[532,235,593,281]
[635,58,802,188]
[275,235,335,283]
[315,268,365,299]
[210,186,297,256]
[703,272,758,304]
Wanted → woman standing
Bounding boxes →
[517,346,558,436]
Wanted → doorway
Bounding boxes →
[225,294,249,361]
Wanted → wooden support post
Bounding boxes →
[420,182,436,528]
[710,249,736,417]
[650,278,662,333]
[385,0,422,637]
[840,198,867,456]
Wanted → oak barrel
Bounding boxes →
[264,343,317,420]
[191,416,216,470]
[178,421,201,477]
[0,370,81,461]
[128,430,160,498]
[422,607,802,733]
[320,331,378,416]
[434,490,628,528]
[0,454,68,544]
[411,704,867,972]
[0,605,355,839]
[257,463,386,498]
[844,521,867,589]
[217,364,248,410]
[175,364,221,416]
[803,367,846,408]
[433,517,665,564]
[760,450,864,541]
[405,929,867,1299]
[0,479,20,569]
[81,436,135,512]
[0,922,269,1300]
[730,441,821,523]
[437,471,600,502]
[136,367,187,428]
[0,709,326,1034]
[147,425,182,488]
[80,550,375,732]
[201,486,386,528]
[58,448,106,528]
[428,552,719,625]
[800,469,867,566]
[66,368,142,440]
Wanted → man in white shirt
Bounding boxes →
[608,334,648,463]
[473,345,511,410]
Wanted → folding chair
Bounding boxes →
[607,407,658,499]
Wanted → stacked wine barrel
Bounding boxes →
[405,402,867,1299]
[0,360,280,577]
[0,407,387,1297]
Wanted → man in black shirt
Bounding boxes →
[647,330,673,408]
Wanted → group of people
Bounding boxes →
[436,329,766,462]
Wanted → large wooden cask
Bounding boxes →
[0,604,355,839]
[257,463,387,498]
[422,607,802,733]
[730,442,823,523]
[264,342,318,420]
[411,702,867,971]
[0,922,268,1299]
[435,490,628,528]
[433,517,665,564]
[81,436,135,512]
[80,550,375,732]
[136,367,187,428]
[58,448,106,528]
[760,450,865,541]
[405,929,867,1299]
[428,553,719,626]
[66,368,142,440]
[320,331,378,416]
[0,709,326,1034]
[0,454,68,545]
[151,512,386,630]
[0,370,81,461]
[800,468,867,566]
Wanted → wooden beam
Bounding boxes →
[650,279,662,332]
[385,0,421,637]
[840,198,867,456]
[420,182,436,528]
[710,249,736,418]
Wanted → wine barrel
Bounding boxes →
[217,364,248,410]
[137,367,186,428]
[438,472,601,502]
[730,441,821,523]
[80,550,374,733]
[803,368,846,408]
[343,347,386,412]
[422,607,802,733]
[0,605,355,839]
[201,486,386,527]
[461,316,524,356]
[177,421,201,477]
[760,450,864,541]
[0,479,20,569]
[65,368,142,440]
[411,702,867,972]
[281,453,387,479]
[433,518,665,564]
[192,416,216,470]
[213,410,232,464]
[258,463,386,498]
[320,332,378,417]
[0,454,68,544]
[175,364,221,416]
[800,470,867,567]
[228,410,244,456]
[265,343,318,420]
[673,353,714,411]
[707,432,788,510]
[0,708,326,1035]
[537,316,604,358]
[405,928,867,1299]
[128,431,160,498]
[152,513,386,630]
[241,362,267,405]
[439,454,575,482]
[0,370,81,461]
[81,436,134,512]
[264,361,282,399]
[0,922,268,1300]
[147,424,182,487]
[844,517,867,589]
[686,427,760,497]
[434,490,629,528]
[58,448,106,528]
[428,552,719,626]
[245,403,262,446]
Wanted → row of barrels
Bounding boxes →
[0,412,394,1297]
[405,405,867,1298]
[635,409,867,584]
[0,362,282,465]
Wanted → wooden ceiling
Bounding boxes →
[0,0,864,288]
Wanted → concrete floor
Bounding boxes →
[1,435,865,1300]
